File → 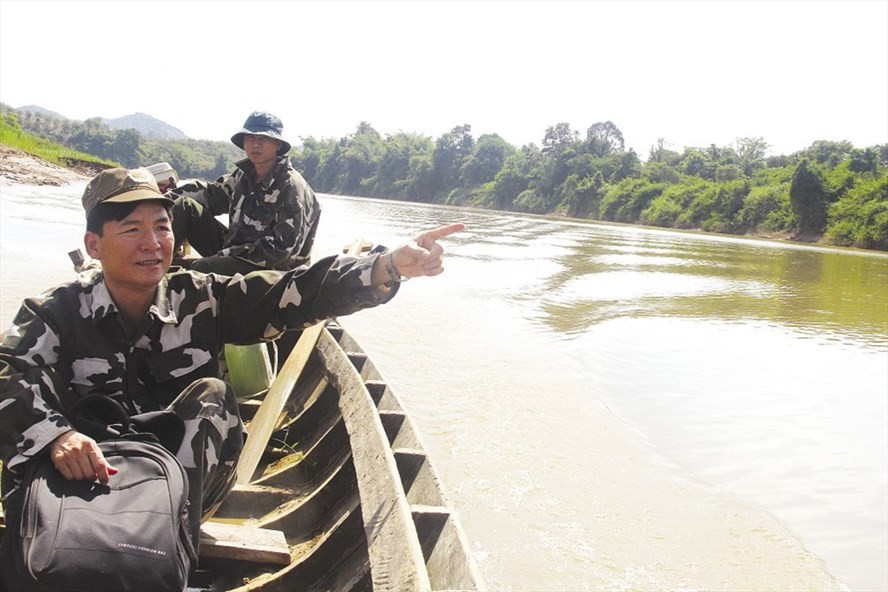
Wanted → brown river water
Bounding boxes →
[1,181,886,591]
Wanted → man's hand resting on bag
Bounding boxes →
[50,430,118,483]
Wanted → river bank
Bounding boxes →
[0,144,858,253]
[0,145,98,186]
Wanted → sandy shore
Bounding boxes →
[0,145,94,187]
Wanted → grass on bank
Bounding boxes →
[0,116,118,170]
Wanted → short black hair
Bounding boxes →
[86,200,174,235]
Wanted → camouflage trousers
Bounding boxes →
[171,195,263,276]
[165,377,244,544]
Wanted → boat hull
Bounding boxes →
[193,320,483,591]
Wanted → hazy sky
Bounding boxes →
[1,0,886,158]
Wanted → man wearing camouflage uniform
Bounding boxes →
[170,111,321,275]
[0,167,462,556]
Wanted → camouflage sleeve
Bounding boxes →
[291,181,320,263]
[172,175,233,217]
[209,172,238,215]
[0,299,76,473]
[212,246,398,345]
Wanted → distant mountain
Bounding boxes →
[102,112,188,140]
[17,104,68,120]
[15,106,187,140]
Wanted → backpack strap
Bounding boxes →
[67,395,133,441]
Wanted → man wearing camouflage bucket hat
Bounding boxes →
[0,165,464,583]
[170,111,321,275]
[231,110,293,156]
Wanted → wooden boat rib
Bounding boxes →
[193,319,484,591]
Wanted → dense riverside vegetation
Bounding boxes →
[3,105,886,251]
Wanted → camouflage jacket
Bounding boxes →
[0,249,395,474]
[174,155,321,270]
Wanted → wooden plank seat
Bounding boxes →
[199,521,291,566]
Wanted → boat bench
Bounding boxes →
[199,521,291,566]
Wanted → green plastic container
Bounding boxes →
[224,343,275,399]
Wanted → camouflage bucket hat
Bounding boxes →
[82,167,174,220]
[231,111,292,155]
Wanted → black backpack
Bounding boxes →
[0,398,196,592]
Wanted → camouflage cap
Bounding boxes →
[231,111,291,155]
[82,167,174,220]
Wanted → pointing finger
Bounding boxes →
[418,223,465,244]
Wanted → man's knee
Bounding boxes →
[173,377,238,420]
[171,196,226,256]
[172,377,244,461]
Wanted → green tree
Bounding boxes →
[2,109,21,130]
[737,184,791,233]
[613,149,642,181]
[640,194,682,227]
[431,124,474,201]
[715,164,743,182]
[826,173,888,249]
[680,149,709,177]
[676,179,748,232]
[599,178,665,222]
[513,188,550,214]
[643,161,681,184]
[373,132,433,198]
[559,172,604,218]
[647,138,682,165]
[848,147,879,174]
[460,134,513,188]
[337,122,382,194]
[541,122,578,155]
[492,147,538,210]
[294,136,337,189]
[790,158,830,235]
[315,140,345,192]
[585,121,625,156]
[405,153,435,201]
[69,118,113,159]
[109,128,141,167]
[878,144,888,167]
[802,140,853,167]
[537,123,581,203]
[735,137,769,177]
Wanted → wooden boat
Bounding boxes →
[191,319,484,591]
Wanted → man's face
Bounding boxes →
[243,133,281,167]
[84,202,174,295]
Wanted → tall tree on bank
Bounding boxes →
[430,124,474,201]
[586,121,625,156]
[460,134,514,189]
[790,158,830,235]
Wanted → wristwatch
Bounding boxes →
[384,250,408,283]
